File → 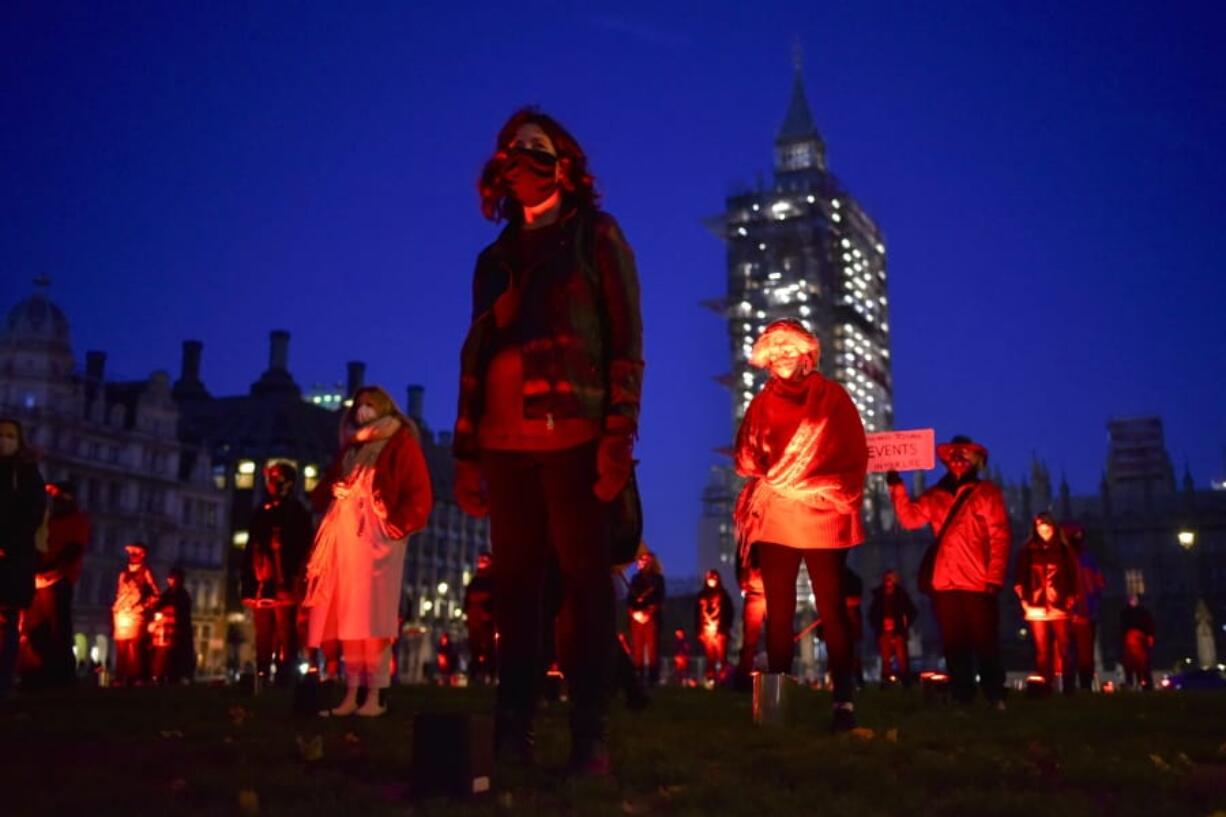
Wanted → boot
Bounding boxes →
[357,687,388,717]
[494,709,535,766]
[325,684,361,717]
[830,702,857,734]
[567,710,611,778]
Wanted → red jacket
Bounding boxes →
[890,476,1011,592]
[312,423,433,539]
[734,373,867,549]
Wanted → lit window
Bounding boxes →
[799,305,810,316]
[831,199,841,208]
[841,238,850,248]
[752,203,760,212]
[232,530,249,548]
[831,213,841,222]
[875,243,886,254]
[758,243,767,251]
[737,227,748,236]
[806,195,816,204]
[768,272,781,280]
[235,460,256,490]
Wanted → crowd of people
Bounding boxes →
[0,106,1166,781]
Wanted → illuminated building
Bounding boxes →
[0,279,228,672]
[709,60,893,432]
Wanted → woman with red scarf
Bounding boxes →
[733,320,867,732]
[306,386,432,717]
[451,107,643,775]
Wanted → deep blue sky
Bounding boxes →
[5,2,1225,575]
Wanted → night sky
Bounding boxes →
[5,2,1225,576]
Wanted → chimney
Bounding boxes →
[347,361,366,397]
[407,384,424,423]
[85,350,106,382]
[181,340,202,383]
[269,330,290,371]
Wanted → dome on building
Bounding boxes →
[2,276,72,352]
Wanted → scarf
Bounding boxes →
[302,415,402,612]
[733,376,854,568]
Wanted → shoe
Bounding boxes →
[357,687,388,717]
[494,710,535,766]
[325,685,361,717]
[830,705,857,734]
[567,738,612,778]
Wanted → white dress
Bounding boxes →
[307,464,408,645]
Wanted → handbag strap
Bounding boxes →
[933,482,978,549]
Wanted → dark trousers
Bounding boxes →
[0,607,19,696]
[737,585,766,676]
[699,632,728,681]
[113,638,146,685]
[878,632,910,682]
[1030,618,1070,687]
[468,620,496,684]
[253,604,299,682]
[758,543,854,704]
[1122,631,1152,690]
[1070,618,1096,689]
[932,590,1004,703]
[628,618,659,682]
[20,581,76,689]
[482,443,613,739]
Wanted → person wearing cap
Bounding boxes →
[694,569,735,685]
[1063,521,1105,691]
[20,480,88,689]
[868,569,917,686]
[243,462,314,686]
[0,417,46,698]
[886,435,1011,707]
[463,550,496,685]
[733,319,868,732]
[305,386,433,717]
[111,542,159,686]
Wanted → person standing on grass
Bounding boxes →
[627,551,665,686]
[733,319,868,732]
[111,542,159,686]
[1014,512,1080,693]
[150,567,194,684]
[305,386,433,718]
[868,569,917,686]
[463,549,496,685]
[886,435,1011,708]
[1063,522,1105,691]
[1120,595,1155,690]
[450,107,644,775]
[243,462,313,686]
[20,480,87,690]
[694,569,734,684]
[0,418,46,698]
[733,555,766,691]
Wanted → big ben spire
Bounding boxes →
[775,49,826,173]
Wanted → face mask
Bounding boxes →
[504,147,559,208]
[355,405,378,425]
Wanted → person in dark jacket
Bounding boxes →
[1120,595,1155,690]
[627,551,665,685]
[450,107,643,775]
[868,569,917,685]
[694,570,735,684]
[1063,522,1105,691]
[111,542,159,685]
[1014,512,1079,692]
[150,568,194,684]
[243,462,313,685]
[671,628,691,685]
[843,566,865,686]
[464,550,496,684]
[887,435,1011,707]
[733,320,868,732]
[0,418,46,697]
[20,481,88,689]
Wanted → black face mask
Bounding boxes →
[503,147,559,208]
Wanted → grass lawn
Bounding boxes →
[2,682,1225,817]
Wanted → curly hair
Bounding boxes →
[479,107,599,222]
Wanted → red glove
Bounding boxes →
[593,432,634,502]
[454,459,488,518]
